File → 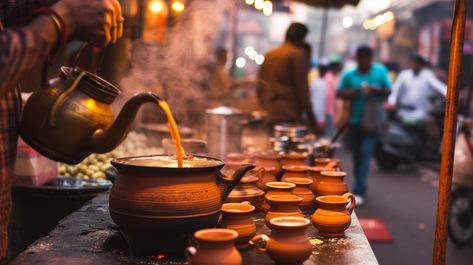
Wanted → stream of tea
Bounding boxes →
[157,99,185,167]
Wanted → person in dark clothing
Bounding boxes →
[258,23,317,131]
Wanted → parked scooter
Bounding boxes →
[374,96,445,170]
[449,117,473,246]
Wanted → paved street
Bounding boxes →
[335,149,473,265]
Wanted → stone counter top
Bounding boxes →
[11,193,378,265]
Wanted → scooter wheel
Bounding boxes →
[448,188,473,246]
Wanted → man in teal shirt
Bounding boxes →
[337,46,391,205]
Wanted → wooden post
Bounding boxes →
[433,0,467,264]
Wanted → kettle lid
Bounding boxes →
[206,105,243,116]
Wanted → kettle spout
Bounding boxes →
[90,92,161,153]
[217,164,255,202]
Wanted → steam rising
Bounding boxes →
[121,0,235,127]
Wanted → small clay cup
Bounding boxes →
[218,203,256,249]
[254,153,282,177]
[314,157,332,167]
[285,177,315,210]
[252,217,312,265]
[317,171,348,196]
[312,193,356,237]
[185,228,242,265]
[257,167,278,191]
[265,195,304,228]
[262,182,295,212]
[281,153,307,167]
[226,174,265,210]
[281,165,309,181]
[308,166,334,195]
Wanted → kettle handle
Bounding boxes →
[48,71,86,127]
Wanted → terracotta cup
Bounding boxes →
[317,171,348,196]
[281,165,309,181]
[252,217,312,265]
[254,153,282,177]
[314,158,332,167]
[257,167,278,191]
[226,174,265,210]
[265,195,304,228]
[308,166,334,195]
[312,193,356,237]
[261,182,295,212]
[218,203,256,249]
[281,153,307,167]
[185,228,242,265]
[285,177,315,210]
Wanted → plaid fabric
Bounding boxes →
[0,0,54,259]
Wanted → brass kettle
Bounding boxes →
[20,66,159,164]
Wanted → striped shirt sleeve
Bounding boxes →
[0,27,49,96]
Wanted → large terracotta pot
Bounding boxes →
[226,175,265,210]
[308,166,334,195]
[317,171,348,196]
[261,182,295,212]
[185,228,242,265]
[217,203,256,249]
[257,167,277,191]
[281,165,309,181]
[254,153,282,178]
[252,217,312,265]
[281,153,307,167]
[109,155,255,256]
[312,193,355,237]
[265,195,303,227]
[285,177,315,210]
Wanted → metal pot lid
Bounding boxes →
[206,105,243,115]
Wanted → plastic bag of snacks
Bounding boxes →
[13,138,58,186]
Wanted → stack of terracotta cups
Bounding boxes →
[186,152,355,265]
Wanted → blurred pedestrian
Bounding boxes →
[0,0,123,261]
[208,46,232,105]
[337,46,392,205]
[258,23,317,132]
[310,63,328,133]
[323,61,343,138]
[387,55,447,124]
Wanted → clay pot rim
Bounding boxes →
[316,195,349,204]
[285,177,313,185]
[282,165,308,172]
[270,216,310,227]
[222,203,255,213]
[266,182,296,189]
[112,154,226,172]
[320,171,346,177]
[194,228,238,242]
[308,166,330,172]
[281,153,306,159]
[267,194,303,202]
